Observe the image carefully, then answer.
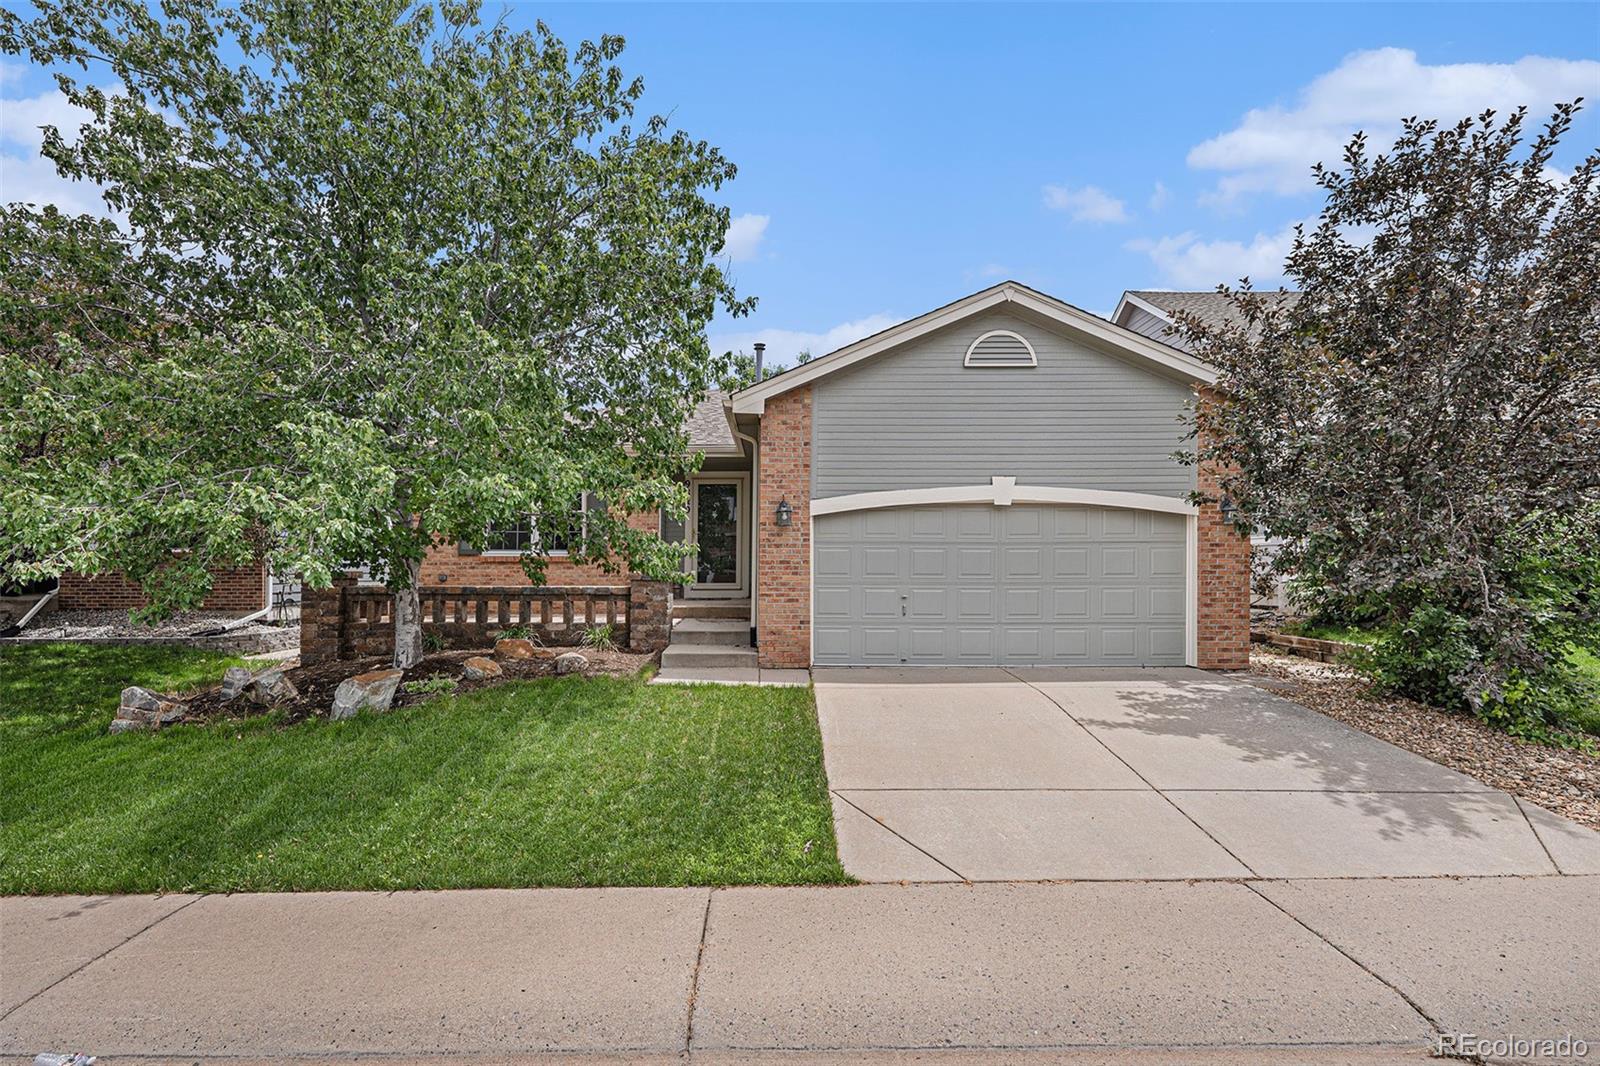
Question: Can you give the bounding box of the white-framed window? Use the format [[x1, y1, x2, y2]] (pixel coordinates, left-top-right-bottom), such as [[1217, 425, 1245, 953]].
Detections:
[[484, 494, 590, 556], [964, 329, 1037, 367]]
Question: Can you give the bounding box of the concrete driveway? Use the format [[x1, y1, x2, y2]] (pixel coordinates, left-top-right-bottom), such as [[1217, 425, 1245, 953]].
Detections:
[[814, 667, 1600, 882]]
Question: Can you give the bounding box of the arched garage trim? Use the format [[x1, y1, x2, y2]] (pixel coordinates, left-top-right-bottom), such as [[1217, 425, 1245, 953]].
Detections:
[[809, 479, 1199, 667], [809, 478, 1197, 518]]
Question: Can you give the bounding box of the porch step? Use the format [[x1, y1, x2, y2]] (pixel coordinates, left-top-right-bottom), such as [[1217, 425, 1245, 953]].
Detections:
[[671, 618, 752, 647], [672, 598, 751, 621], [660, 644, 759, 670]]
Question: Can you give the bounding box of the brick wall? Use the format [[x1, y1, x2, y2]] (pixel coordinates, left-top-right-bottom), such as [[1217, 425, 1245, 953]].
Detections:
[[1195, 388, 1251, 670], [755, 385, 812, 668], [420, 510, 661, 587], [57, 560, 268, 614]]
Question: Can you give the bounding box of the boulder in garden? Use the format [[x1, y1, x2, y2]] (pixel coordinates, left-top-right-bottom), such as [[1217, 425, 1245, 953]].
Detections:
[[462, 656, 502, 681], [220, 666, 253, 701], [495, 638, 536, 660], [331, 668, 404, 720], [113, 685, 189, 732], [247, 668, 299, 705], [554, 651, 588, 676]]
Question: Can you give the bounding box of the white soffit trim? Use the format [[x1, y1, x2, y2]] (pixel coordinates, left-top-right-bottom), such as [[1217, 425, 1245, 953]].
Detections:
[[731, 281, 1217, 415], [1111, 291, 1178, 328], [810, 482, 1197, 518]]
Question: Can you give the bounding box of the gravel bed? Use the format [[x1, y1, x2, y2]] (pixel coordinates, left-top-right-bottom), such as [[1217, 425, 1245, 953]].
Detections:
[[1249, 649, 1600, 830], [23, 609, 286, 641]]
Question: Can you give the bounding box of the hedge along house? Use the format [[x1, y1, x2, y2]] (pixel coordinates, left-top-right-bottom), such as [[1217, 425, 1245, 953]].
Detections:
[[357, 279, 1251, 671]]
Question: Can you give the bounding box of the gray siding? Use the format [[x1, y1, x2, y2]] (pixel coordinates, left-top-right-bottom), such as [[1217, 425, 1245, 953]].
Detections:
[[812, 310, 1195, 499], [1120, 305, 1184, 347]]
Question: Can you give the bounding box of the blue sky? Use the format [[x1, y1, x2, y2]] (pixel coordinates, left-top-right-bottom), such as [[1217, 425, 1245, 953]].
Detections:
[[3, 2, 1597, 368]]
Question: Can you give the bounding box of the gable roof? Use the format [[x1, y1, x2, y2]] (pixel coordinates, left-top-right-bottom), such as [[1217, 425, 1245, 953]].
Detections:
[[730, 280, 1218, 415], [1113, 289, 1301, 350]]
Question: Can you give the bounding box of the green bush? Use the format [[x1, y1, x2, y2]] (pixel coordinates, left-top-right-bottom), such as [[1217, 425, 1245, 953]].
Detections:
[[580, 623, 617, 652], [1336, 513, 1600, 744]]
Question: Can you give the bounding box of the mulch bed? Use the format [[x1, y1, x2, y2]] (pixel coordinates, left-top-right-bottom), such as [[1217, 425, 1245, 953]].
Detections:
[[181, 645, 657, 726], [1249, 649, 1600, 830]]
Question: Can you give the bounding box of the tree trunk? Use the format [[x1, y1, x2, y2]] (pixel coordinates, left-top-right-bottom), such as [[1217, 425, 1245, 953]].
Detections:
[[392, 558, 423, 669]]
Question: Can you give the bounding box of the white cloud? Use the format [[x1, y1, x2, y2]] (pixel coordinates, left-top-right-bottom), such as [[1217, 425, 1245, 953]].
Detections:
[[722, 212, 769, 262], [1148, 181, 1170, 212], [1189, 48, 1600, 204], [710, 312, 902, 371], [0, 84, 111, 214], [1042, 183, 1129, 223], [1126, 221, 1302, 289]]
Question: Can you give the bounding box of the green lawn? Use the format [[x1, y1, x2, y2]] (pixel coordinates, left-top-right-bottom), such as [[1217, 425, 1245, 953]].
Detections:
[[0, 643, 846, 894]]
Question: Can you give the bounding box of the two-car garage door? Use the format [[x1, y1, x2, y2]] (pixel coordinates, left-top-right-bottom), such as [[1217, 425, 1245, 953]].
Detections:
[[812, 503, 1188, 666]]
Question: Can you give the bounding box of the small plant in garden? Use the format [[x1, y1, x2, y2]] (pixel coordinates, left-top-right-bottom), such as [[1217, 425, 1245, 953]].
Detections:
[[499, 624, 533, 641], [580, 624, 617, 652], [402, 675, 458, 699], [421, 630, 447, 654]]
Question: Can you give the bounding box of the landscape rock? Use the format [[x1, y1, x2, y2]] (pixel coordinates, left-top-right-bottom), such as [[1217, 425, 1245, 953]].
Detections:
[[220, 666, 254, 701], [495, 638, 537, 660], [331, 668, 404, 721], [117, 685, 188, 724], [108, 718, 147, 734], [462, 656, 502, 682], [247, 668, 299, 705], [554, 651, 588, 676]]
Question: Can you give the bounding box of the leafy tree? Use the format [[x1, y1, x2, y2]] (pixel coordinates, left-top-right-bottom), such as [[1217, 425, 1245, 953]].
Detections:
[[1180, 104, 1600, 729], [1, 0, 750, 665]]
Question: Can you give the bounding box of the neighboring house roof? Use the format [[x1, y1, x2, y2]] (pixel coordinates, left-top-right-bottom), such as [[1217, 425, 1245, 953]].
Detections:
[[687, 390, 741, 455], [1112, 290, 1301, 352], [730, 280, 1217, 415]]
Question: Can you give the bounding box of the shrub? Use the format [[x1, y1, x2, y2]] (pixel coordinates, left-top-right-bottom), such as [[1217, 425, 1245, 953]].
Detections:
[[421, 630, 447, 653], [580, 623, 617, 652], [498, 624, 533, 641], [402, 675, 458, 698]]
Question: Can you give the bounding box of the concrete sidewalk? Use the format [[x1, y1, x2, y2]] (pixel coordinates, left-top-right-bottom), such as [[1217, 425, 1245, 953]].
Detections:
[[4, 877, 1596, 1064]]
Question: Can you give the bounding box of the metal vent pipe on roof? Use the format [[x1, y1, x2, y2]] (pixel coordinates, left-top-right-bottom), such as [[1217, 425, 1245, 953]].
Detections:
[[753, 341, 765, 381]]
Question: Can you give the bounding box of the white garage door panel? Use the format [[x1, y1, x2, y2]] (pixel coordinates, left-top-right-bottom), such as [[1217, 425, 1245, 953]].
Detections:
[[813, 504, 1187, 666]]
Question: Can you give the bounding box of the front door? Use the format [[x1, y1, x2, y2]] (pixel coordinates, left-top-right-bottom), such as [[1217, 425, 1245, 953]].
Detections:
[[689, 475, 748, 597]]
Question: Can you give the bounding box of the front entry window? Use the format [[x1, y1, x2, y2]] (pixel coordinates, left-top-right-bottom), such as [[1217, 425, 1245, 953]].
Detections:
[[695, 481, 740, 586]]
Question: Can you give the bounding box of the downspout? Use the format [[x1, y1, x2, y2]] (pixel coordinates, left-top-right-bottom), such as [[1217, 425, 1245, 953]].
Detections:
[[1, 586, 58, 638], [194, 560, 275, 636], [734, 426, 760, 649]]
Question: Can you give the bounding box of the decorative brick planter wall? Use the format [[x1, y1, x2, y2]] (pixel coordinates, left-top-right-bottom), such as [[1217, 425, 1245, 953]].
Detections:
[[58, 560, 268, 614], [756, 385, 812, 668], [299, 574, 669, 665]]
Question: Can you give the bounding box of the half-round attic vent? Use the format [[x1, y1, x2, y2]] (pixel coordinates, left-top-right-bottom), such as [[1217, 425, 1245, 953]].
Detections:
[[964, 329, 1037, 368]]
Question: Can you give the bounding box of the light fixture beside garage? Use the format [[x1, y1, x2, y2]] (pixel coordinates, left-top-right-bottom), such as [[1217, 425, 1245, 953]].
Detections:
[[775, 498, 793, 527]]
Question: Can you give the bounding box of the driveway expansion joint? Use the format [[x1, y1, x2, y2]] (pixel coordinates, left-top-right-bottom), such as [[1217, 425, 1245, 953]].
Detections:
[[1002, 667, 1263, 879], [1243, 880, 1446, 1040], [0, 892, 205, 1024], [830, 789, 969, 881], [682, 887, 715, 1054]]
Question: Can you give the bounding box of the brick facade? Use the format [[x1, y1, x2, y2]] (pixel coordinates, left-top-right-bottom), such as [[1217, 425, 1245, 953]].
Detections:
[[57, 560, 268, 614], [1194, 389, 1252, 670], [755, 385, 812, 668], [419, 510, 661, 587]]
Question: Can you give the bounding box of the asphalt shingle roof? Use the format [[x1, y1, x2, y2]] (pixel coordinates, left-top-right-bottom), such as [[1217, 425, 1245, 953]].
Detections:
[[686, 390, 737, 452], [1129, 290, 1300, 332]]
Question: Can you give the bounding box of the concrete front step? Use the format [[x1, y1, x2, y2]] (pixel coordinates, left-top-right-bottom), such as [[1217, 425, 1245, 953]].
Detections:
[[671, 618, 753, 647], [660, 644, 759, 670], [671, 598, 751, 621]]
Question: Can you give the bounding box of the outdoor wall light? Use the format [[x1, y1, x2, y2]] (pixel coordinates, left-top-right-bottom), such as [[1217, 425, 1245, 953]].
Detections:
[[775, 499, 793, 527], [1219, 496, 1241, 527]]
